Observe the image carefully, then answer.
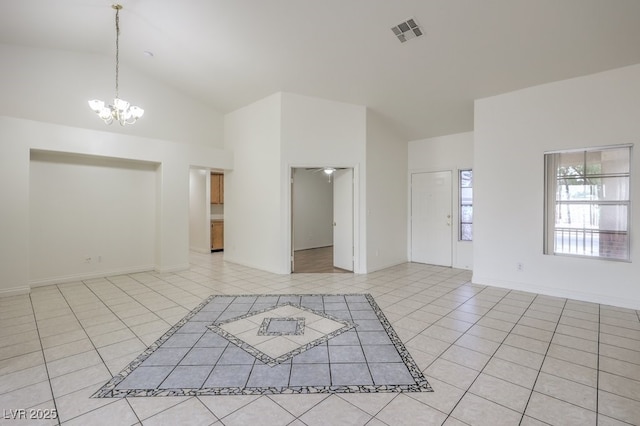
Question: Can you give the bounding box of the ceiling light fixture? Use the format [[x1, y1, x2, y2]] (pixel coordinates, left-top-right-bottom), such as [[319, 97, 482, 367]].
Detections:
[[88, 4, 144, 126], [323, 168, 336, 175]]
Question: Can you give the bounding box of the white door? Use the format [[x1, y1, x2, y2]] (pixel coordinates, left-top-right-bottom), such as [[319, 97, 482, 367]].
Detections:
[[333, 168, 354, 271], [411, 171, 452, 266]]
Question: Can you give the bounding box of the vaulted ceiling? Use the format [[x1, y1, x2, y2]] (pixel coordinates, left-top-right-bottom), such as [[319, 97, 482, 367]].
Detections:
[[2, 0, 640, 140]]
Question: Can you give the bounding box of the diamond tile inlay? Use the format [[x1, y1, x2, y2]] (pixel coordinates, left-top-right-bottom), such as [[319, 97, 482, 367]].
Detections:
[[93, 293, 432, 397], [210, 303, 354, 365]]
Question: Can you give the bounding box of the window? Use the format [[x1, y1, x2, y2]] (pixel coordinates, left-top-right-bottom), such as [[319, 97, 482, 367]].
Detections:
[[460, 169, 473, 241], [544, 146, 631, 260]]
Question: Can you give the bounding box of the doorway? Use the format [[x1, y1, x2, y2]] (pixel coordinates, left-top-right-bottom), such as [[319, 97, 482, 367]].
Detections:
[[410, 171, 453, 266], [291, 167, 354, 273]]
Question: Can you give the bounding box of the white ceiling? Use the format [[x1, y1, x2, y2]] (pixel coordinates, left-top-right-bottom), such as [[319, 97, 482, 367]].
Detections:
[[2, 0, 640, 141]]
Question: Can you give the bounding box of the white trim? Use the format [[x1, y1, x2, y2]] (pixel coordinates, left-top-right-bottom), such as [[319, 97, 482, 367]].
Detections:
[[29, 265, 157, 288], [472, 274, 640, 311], [544, 143, 633, 155], [0, 286, 31, 298]]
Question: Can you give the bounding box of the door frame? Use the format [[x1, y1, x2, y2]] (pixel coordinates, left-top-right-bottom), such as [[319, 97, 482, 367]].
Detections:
[[287, 164, 360, 274]]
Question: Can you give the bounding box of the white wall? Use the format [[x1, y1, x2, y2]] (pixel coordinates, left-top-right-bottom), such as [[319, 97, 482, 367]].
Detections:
[[0, 116, 232, 297], [408, 131, 474, 270], [474, 64, 640, 309], [224, 92, 367, 274], [223, 93, 283, 273], [366, 111, 409, 272], [281, 92, 367, 273], [292, 168, 333, 251], [189, 168, 210, 253], [0, 44, 224, 148], [30, 152, 157, 284]]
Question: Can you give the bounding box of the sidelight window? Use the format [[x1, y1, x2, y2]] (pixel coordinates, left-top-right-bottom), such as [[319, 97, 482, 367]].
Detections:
[[460, 169, 473, 241]]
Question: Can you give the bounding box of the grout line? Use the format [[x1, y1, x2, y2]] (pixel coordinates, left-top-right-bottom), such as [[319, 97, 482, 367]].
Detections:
[[28, 292, 62, 426], [436, 288, 539, 424], [519, 297, 570, 423]]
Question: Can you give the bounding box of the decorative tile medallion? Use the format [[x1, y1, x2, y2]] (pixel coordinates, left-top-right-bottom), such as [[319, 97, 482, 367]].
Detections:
[[93, 294, 433, 397], [210, 303, 354, 365], [258, 317, 306, 336]]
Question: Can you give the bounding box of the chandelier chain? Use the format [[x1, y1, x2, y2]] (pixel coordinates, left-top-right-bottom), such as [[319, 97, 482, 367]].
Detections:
[[114, 6, 120, 98]]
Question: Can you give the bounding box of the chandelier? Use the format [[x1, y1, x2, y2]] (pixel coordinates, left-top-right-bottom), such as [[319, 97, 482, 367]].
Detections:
[[88, 4, 144, 126]]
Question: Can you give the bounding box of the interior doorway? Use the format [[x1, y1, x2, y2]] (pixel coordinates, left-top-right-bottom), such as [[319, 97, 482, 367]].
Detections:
[[291, 167, 354, 273]]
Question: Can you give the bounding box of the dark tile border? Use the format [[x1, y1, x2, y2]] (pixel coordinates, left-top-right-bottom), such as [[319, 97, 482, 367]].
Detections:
[[93, 293, 432, 397]]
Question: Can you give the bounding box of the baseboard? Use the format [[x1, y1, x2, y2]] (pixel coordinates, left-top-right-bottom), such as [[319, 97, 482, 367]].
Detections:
[[29, 265, 156, 288], [222, 255, 285, 274], [472, 274, 640, 311], [190, 246, 212, 254], [365, 258, 408, 273], [155, 263, 190, 274], [0, 286, 31, 298]]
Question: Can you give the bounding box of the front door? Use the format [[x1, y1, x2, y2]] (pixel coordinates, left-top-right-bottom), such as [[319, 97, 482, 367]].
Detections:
[[411, 171, 452, 266]]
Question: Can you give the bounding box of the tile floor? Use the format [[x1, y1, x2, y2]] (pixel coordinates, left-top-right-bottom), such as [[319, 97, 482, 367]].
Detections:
[[1, 252, 639, 425]]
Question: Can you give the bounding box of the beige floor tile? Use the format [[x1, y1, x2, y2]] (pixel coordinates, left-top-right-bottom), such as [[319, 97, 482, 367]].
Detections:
[[493, 344, 544, 370], [97, 338, 146, 362], [598, 343, 640, 366], [451, 393, 522, 426], [43, 339, 94, 363], [0, 381, 53, 412], [525, 392, 596, 426], [598, 390, 640, 425], [0, 351, 44, 376], [122, 312, 161, 327], [482, 357, 539, 389], [197, 395, 260, 419], [424, 358, 479, 390], [222, 396, 296, 426], [126, 396, 200, 421], [375, 393, 447, 426], [0, 364, 48, 394], [130, 320, 171, 338], [40, 329, 88, 350], [46, 350, 103, 379], [0, 330, 40, 350], [598, 371, 640, 402], [469, 373, 532, 413], [336, 393, 396, 417], [50, 363, 111, 398], [408, 377, 464, 414], [54, 383, 119, 423], [142, 397, 217, 426], [540, 356, 597, 387], [0, 340, 42, 362], [62, 398, 138, 426], [534, 372, 596, 411], [91, 328, 137, 349], [441, 345, 490, 371]]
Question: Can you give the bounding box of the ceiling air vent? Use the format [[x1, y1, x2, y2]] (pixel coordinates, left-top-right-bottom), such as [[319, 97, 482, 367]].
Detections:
[[391, 18, 423, 43]]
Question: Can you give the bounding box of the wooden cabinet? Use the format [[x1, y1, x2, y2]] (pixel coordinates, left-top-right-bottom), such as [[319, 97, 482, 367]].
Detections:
[[211, 220, 224, 251], [210, 173, 224, 204]]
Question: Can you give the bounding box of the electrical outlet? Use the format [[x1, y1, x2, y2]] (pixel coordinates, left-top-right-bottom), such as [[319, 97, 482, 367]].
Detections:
[[84, 257, 92, 264], [517, 262, 524, 271]]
